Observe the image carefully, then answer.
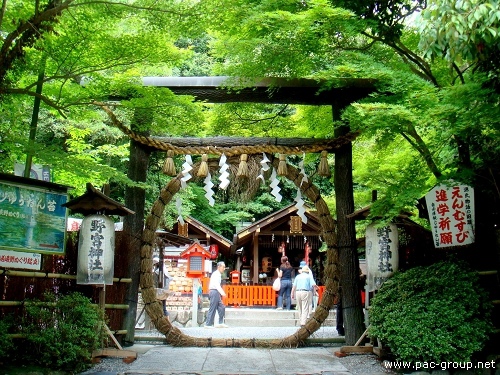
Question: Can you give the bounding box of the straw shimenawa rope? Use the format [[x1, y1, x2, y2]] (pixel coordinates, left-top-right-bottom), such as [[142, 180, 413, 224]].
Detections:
[[197, 154, 209, 177], [94, 101, 343, 348], [162, 150, 176, 176], [139, 161, 341, 348]]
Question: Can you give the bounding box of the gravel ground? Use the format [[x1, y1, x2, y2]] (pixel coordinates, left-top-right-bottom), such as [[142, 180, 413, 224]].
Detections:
[[80, 350, 396, 375], [338, 353, 397, 374], [79, 327, 397, 375]]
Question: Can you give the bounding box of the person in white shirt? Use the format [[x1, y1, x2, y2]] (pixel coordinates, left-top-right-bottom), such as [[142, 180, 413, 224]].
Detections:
[[205, 261, 228, 328], [153, 257, 172, 317], [292, 265, 317, 326], [162, 261, 172, 290]]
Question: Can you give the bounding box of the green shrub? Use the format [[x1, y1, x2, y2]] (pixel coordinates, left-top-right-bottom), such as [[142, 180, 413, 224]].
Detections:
[[369, 260, 493, 364], [20, 291, 106, 373], [0, 317, 15, 359]]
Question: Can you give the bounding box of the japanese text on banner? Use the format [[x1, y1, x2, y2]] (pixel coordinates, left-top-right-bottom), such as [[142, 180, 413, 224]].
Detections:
[[425, 183, 475, 248]]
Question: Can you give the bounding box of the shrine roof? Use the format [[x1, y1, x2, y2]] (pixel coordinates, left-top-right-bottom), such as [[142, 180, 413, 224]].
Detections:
[[62, 183, 135, 216], [234, 204, 321, 242], [172, 216, 233, 249]]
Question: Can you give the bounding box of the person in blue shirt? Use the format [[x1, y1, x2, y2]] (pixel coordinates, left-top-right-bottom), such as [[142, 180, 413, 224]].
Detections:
[[291, 265, 316, 327], [299, 260, 318, 314]]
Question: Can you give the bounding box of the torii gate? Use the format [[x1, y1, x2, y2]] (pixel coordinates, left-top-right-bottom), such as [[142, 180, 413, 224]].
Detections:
[[105, 77, 376, 347]]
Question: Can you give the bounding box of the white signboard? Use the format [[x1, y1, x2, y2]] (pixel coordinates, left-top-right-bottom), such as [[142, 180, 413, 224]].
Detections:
[[425, 183, 475, 248], [67, 217, 82, 232], [366, 223, 399, 292], [0, 250, 42, 270]]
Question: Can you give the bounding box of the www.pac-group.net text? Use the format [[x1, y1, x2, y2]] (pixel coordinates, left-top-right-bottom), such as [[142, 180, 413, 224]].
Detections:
[[384, 360, 497, 371]]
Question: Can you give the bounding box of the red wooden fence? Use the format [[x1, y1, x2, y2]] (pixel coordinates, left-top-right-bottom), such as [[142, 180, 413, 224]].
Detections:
[[213, 285, 327, 307]]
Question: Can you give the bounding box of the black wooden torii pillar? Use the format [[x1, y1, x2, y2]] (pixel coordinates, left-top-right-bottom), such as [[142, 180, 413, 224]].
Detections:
[[122, 76, 376, 345]]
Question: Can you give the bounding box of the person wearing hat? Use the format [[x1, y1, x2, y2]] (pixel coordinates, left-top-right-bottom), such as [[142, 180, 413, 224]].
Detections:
[[205, 261, 229, 328], [299, 260, 318, 313], [292, 265, 316, 327], [152, 257, 171, 317]]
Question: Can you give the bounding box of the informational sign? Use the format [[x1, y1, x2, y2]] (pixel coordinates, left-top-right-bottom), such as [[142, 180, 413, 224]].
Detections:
[[425, 183, 475, 248], [290, 215, 303, 233], [77, 214, 115, 285], [366, 223, 399, 292], [178, 222, 189, 237], [0, 250, 42, 270], [0, 179, 68, 255]]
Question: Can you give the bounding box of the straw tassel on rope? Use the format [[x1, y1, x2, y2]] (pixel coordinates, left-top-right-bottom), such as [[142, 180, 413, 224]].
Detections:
[[236, 154, 249, 178], [318, 151, 331, 177], [197, 154, 209, 177], [162, 150, 177, 176], [277, 154, 287, 176]]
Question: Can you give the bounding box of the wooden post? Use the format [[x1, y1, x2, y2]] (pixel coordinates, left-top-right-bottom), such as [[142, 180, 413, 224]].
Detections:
[[192, 278, 199, 327], [253, 232, 259, 283]]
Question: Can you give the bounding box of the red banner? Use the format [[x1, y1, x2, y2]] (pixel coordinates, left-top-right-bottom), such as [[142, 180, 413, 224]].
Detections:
[[209, 244, 219, 259]]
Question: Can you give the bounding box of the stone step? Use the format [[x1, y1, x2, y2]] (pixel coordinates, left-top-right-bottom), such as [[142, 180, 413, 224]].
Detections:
[[224, 317, 337, 327], [221, 308, 337, 327]]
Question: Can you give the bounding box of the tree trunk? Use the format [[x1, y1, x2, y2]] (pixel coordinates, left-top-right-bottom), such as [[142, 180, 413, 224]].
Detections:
[[333, 109, 365, 346], [122, 107, 152, 345]]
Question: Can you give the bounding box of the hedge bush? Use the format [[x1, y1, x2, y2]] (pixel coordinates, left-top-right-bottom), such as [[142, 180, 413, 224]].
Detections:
[[368, 260, 493, 364], [18, 291, 106, 373], [0, 317, 15, 360]]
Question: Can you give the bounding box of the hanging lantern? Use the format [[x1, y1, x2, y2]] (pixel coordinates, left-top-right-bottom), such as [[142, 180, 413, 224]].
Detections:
[[209, 244, 219, 260], [304, 241, 312, 264], [278, 241, 286, 256], [261, 256, 272, 272], [77, 214, 115, 285]]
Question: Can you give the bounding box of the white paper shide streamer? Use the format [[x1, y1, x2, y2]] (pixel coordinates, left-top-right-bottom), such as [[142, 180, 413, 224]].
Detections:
[[294, 188, 307, 224], [180, 155, 193, 189], [176, 196, 185, 225], [270, 168, 282, 202], [299, 152, 308, 187], [257, 152, 270, 183], [218, 153, 230, 190], [204, 172, 215, 206]]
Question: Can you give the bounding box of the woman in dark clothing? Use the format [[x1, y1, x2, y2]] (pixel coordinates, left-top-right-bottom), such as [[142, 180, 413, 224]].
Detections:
[[276, 256, 294, 310]]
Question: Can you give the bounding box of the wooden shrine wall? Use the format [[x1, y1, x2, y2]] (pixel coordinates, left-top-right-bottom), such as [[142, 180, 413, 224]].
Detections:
[[0, 232, 129, 334]]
